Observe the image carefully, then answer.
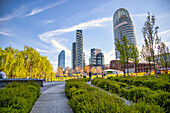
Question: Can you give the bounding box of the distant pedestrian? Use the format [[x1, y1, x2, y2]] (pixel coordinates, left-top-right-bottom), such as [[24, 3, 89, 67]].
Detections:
[[0, 69, 6, 79], [89, 71, 92, 80], [116, 72, 118, 77]]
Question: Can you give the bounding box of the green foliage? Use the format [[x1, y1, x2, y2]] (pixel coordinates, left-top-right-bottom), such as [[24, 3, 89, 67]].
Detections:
[[66, 79, 164, 113], [66, 78, 90, 82], [0, 46, 54, 79], [92, 75, 170, 112], [0, 82, 40, 113]]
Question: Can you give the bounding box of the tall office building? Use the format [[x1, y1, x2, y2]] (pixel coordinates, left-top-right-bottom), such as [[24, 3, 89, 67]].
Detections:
[[90, 48, 101, 65], [90, 48, 104, 65], [113, 8, 137, 59], [96, 53, 104, 65], [58, 50, 65, 69], [83, 52, 86, 67], [72, 42, 76, 69], [76, 30, 83, 69]]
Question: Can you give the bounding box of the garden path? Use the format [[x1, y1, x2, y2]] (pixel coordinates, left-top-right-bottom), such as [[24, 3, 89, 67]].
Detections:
[[31, 82, 73, 113]]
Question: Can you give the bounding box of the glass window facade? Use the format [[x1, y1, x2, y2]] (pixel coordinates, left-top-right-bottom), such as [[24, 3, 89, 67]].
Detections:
[[113, 8, 137, 59], [58, 50, 65, 69]]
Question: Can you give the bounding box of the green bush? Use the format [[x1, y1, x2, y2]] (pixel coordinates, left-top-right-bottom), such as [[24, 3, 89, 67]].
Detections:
[[0, 82, 40, 113], [66, 79, 164, 113], [92, 77, 170, 113]]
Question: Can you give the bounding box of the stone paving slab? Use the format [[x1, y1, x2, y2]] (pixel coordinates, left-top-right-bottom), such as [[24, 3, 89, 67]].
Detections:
[[31, 83, 73, 113]]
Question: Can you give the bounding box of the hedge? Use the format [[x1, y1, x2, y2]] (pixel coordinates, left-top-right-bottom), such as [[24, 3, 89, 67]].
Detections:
[[108, 74, 170, 92], [0, 82, 40, 113], [92, 78, 170, 113], [65, 79, 164, 113]]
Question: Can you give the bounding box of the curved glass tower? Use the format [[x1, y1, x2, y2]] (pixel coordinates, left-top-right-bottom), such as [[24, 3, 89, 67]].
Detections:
[[58, 50, 65, 69], [113, 8, 137, 59]]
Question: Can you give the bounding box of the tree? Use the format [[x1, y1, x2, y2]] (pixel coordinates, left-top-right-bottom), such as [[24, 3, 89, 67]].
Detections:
[[91, 67, 96, 74], [84, 65, 91, 75], [115, 35, 132, 76], [141, 45, 152, 74], [131, 44, 139, 74], [158, 42, 170, 72], [142, 12, 160, 77], [75, 66, 80, 74], [96, 66, 102, 74], [115, 37, 126, 76], [0, 45, 54, 79]]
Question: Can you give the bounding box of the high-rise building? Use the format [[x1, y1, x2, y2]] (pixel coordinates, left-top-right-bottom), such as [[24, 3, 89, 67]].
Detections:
[[76, 30, 83, 69], [96, 53, 104, 65], [72, 42, 76, 69], [83, 52, 86, 67], [90, 48, 104, 65], [113, 8, 137, 59], [58, 50, 65, 69], [90, 48, 101, 65]]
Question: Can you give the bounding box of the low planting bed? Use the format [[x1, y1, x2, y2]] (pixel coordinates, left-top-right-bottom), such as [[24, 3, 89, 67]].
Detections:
[[108, 74, 170, 92], [0, 82, 40, 113], [65, 78, 164, 113], [92, 77, 170, 113]]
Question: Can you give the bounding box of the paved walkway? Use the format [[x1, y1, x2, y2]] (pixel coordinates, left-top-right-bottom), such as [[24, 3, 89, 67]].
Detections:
[[31, 82, 73, 113]]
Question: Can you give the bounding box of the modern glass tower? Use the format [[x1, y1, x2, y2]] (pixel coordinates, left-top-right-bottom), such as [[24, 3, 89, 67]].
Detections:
[[76, 30, 83, 69], [72, 42, 76, 69], [113, 8, 137, 59], [58, 50, 65, 69]]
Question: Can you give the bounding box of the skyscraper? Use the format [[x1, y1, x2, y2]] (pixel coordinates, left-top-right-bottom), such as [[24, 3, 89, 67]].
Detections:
[[113, 8, 137, 59], [90, 48, 104, 65], [76, 30, 83, 69], [58, 50, 65, 69], [96, 53, 104, 65], [72, 42, 76, 69], [90, 48, 101, 65]]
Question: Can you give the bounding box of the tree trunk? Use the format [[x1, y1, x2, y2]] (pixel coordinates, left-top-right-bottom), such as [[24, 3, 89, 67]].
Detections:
[[127, 58, 129, 76]]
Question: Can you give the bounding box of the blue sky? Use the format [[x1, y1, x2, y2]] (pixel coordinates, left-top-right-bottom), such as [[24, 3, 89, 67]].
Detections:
[[0, 0, 170, 70]]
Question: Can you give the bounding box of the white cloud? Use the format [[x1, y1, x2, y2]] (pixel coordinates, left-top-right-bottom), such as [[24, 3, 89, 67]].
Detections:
[[0, 6, 25, 22], [39, 17, 112, 39], [0, 31, 16, 37], [50, 39, 71, 55], [36, 48, 48, 52], [43, 19, 54, 25], [159, 29, 170, 36], [103, 50, 115, 65], [164, 41, 170, 46], [131, 13, 147, 17], [25, 0, 67, 17]]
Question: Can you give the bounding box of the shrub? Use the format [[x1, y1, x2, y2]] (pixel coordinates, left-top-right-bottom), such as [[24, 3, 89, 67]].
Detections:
[[0, 82, 40, 113], [66, 79, 164, 113]]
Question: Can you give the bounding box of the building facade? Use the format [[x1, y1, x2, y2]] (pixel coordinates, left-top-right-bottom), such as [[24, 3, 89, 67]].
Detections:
[[96, 53, 104, 65], [72, 42, 76, 69], [58, 50, 65, 69], [113, 8, 137, 59], [90, 48, 102, 65], [110, 59, 155, 73], [76, 30, 83, 69]]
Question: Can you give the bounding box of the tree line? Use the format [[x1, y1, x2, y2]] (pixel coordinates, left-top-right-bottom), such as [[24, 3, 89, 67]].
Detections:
[[115, 12, 170, 76], [0, 46, 54, 79]]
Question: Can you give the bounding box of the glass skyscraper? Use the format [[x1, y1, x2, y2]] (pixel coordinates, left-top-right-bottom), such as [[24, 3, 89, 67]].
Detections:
[[58, 50, 65, 69], [76, 30, 83, 69], [72, 42, 76, 69], [113, 8, 137, 59]]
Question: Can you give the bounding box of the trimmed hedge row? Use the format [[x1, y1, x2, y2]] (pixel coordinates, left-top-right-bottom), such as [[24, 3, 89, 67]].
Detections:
[[0, 82, 40, 113], [92, 78, 170, 113], [66, 78, 90, 82], [65, 78, 164, 113], [108, 74, 170, 92]]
